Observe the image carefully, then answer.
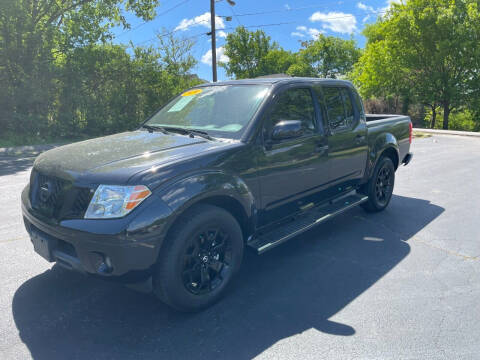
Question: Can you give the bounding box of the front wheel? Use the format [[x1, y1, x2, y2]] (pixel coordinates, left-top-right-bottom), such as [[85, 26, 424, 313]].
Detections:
[[361, 156, 395, 212], [153, 204, 244, 312]]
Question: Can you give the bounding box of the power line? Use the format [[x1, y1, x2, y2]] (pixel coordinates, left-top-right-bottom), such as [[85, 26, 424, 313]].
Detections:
[[234, 7, 387, 19], [116, 0, 192, 38], [131, 16, 227, 46], [130, 8, 388, 47], [133, 21, 298, 47], [220, 0, 243, 27], [231, 2, 347, 17], [224, 21, 297, 31], [133, 29, 206, 47]]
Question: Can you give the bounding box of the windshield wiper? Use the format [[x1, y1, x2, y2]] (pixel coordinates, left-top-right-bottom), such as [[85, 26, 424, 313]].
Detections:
[[141, 124, 169, 134], [161, 126, 214, 141]]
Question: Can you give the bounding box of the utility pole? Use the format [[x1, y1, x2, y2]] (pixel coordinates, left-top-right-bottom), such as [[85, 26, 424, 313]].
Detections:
[[209, 0, 235, 82], [210, 0, 217, 82]]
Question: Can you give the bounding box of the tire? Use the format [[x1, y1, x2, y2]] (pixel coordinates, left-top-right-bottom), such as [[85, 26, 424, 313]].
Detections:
[[153, 204, 244, 312], [361, 156, 395, 213]]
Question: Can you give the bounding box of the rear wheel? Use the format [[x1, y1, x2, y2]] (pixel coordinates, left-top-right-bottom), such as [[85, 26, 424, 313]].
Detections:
[[154, 204, 244, 312], [361, 156, 395, 212]]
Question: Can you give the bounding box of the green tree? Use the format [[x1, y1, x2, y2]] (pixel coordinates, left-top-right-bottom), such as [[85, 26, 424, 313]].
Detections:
[[351, 22, 415, 118], [288, 34, 361, 78], [0, 0, 160, 135], [352, 0, 480, 129], [259, 49, 297, 76], [221, 26, 279, 79], [55, 35, 202, 137]]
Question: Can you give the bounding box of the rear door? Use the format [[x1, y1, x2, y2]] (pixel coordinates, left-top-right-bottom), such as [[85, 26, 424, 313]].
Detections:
[[256, 85, 329, 226], [316, 85, 368, 189]]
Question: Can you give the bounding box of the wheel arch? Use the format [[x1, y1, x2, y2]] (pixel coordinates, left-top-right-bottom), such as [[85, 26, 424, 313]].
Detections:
[[156, 171, 256, 254], [158, 195, 252, 262], [380, 146, 399, 170], [365, 132, 400, 181], [195, 195, 252, 240]]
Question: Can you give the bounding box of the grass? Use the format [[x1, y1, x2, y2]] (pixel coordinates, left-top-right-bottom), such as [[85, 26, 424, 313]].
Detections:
[[413, 131, 432, 138]]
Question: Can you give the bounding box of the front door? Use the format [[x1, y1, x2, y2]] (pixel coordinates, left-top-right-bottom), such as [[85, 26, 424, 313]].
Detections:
[[256, 86, 329, 226]]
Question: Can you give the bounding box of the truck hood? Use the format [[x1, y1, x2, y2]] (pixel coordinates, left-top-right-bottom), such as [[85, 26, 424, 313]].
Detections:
[[33, 131, 235, 183]]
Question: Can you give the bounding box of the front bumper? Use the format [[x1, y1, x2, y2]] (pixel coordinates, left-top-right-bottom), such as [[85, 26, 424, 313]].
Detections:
[[21, 186, 173, 281]]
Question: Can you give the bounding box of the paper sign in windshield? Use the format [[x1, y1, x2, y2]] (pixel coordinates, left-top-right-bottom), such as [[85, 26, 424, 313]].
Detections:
[[167, 96, 194, 112]]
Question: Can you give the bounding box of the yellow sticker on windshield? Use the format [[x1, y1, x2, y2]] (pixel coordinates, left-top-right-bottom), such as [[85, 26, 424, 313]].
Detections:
[[181, 89, 202, 97]]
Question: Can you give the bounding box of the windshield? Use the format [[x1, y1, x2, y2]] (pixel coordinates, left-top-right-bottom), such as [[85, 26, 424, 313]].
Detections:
[[145, 85, 270, 138]]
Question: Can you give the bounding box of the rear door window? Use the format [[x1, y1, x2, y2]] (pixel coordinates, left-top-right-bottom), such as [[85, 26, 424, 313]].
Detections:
[[323, 87, 356, 133], [353, 90, 365, 118], [341, 88, 355, 128]]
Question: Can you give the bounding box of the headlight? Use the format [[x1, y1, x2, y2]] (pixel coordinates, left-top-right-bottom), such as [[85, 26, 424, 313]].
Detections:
[[85, 185, 152, 219]]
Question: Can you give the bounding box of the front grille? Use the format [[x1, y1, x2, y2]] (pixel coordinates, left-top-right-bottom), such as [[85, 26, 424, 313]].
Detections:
[[65, 187, 94, 219], [30, 170, 68, 211], [30, 169, 93, 220]]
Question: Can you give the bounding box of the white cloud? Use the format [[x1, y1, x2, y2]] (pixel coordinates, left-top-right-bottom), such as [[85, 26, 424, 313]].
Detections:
[[201, 47, 229, 65], [387, 0, 400, 6], [362, 15, 371, 23], [383, 0, 401, 11], [175, 12, 225, 32], [357, 0, 399, 23], [292, 25, 323, 39], [291, 31, 305, 38], [307, 28, 323, 39], [218, 30, 228, 38], [358, 2, 375, 23], [309, 11, 357, 34], [357, 2, 375, 12]]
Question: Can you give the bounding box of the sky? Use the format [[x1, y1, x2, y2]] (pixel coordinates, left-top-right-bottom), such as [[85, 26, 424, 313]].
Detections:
[[112, 0, 395, 82]]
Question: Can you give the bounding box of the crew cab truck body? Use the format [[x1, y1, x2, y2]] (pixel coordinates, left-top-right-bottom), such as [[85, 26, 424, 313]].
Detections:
[[21, 78, 413, 311]]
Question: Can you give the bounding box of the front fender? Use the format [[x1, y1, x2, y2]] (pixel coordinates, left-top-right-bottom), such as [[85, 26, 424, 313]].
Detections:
[[157, 170, 256, 222]]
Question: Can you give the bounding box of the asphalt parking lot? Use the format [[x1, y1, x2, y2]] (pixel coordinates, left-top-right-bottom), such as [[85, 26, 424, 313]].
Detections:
[[0, 135, 479, 360]]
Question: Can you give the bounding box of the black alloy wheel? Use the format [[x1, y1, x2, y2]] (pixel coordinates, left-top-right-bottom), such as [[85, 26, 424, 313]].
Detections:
[[154, 204, 244, 312], [361, 156, 396, 212], [182, 228, 232, 295], [375, 165, 394, 206]]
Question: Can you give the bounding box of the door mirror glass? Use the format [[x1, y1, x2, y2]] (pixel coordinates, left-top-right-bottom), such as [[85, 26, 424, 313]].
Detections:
[[271, 120, 303, 140]]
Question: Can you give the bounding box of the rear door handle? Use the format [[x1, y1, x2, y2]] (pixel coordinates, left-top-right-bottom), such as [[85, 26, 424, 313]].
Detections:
[[355, 135, 366, 144], [316, 145, 329, 152]]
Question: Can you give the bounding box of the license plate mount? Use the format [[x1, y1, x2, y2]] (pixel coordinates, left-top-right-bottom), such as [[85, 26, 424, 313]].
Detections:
[[31, 229, 56, 262]]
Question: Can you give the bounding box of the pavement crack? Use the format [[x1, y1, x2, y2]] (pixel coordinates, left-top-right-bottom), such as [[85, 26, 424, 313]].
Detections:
[[411, 237, 478, 261]]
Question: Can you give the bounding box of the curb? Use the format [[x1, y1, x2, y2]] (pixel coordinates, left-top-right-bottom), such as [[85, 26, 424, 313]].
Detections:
[[0, 144, 59, 157], [413, 128, 480, 138]]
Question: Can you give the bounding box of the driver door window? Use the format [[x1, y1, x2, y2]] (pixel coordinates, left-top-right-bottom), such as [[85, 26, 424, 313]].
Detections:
[[264, 88, 315, 139]]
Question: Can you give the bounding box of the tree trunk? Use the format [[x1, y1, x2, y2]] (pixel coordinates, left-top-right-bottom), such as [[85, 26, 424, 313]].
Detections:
[[430, 107, 436, 128], [442, 103, 450, 130], [401, 94, 410, 115]]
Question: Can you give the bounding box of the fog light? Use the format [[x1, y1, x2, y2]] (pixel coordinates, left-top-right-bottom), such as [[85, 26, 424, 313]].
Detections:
[[91, 252, 113, 274], [97, 261, 112, 274]]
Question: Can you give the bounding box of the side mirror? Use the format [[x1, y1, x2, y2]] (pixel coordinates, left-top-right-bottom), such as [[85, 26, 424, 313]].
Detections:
[[271, 120, 303, 141]]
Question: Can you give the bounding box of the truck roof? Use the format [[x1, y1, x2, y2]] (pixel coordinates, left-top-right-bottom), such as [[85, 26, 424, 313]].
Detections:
[[197, 77, 355, 87]]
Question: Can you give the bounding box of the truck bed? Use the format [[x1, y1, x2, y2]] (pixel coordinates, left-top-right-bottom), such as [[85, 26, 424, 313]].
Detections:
[[365, 113, 412, 168], [366, 114, 410, 123]]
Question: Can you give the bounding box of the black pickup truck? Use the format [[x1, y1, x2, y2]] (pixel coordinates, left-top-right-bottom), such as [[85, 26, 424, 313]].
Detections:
[[22, 78, 413, 311]]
